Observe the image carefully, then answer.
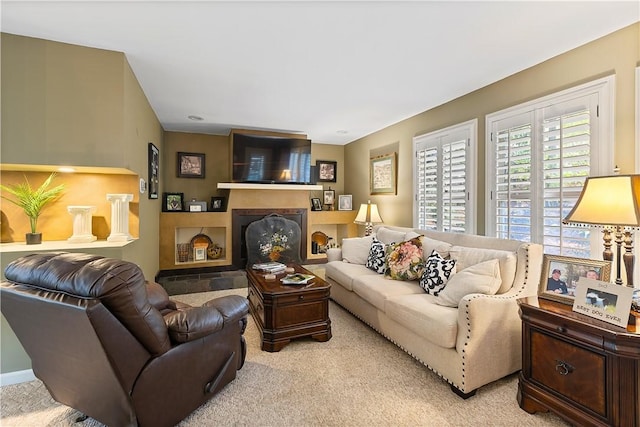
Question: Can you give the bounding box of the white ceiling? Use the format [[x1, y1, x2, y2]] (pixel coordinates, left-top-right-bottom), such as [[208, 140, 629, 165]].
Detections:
[[2, 1, 638, 145]]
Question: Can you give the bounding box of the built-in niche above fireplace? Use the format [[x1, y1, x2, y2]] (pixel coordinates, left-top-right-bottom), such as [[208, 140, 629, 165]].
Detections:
[[231, 208, 308, 269]]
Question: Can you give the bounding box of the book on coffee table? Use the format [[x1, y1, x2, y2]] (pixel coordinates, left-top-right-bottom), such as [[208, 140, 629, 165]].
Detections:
[[281, 273, 315, 285], [252, 262, 287, 274]]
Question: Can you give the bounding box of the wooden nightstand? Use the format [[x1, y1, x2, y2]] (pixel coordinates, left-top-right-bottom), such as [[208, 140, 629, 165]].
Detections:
[[518, 297, 640, 427]]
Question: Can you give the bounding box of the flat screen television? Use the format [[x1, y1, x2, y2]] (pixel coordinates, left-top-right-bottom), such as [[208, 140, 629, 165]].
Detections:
[[232, 133, 312, 184]]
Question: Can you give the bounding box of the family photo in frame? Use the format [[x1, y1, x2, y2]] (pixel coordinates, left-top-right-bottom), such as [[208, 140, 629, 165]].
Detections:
[[162, 192, 184, 212], [538, 254, 611, 305]]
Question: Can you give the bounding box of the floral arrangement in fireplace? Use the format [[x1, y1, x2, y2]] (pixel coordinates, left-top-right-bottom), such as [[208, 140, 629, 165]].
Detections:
[[259, 229, 293, 261]]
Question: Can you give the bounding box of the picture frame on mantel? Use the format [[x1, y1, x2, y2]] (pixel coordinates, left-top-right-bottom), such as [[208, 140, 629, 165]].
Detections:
[[370, 152, 397, 195], [311, 198, 322, 211], [162, 192, 184, 212], [177, 152, 205, 178]]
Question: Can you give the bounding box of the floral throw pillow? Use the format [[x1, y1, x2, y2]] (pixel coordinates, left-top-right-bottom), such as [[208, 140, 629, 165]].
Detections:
[[419, 250, 457, 295], [366, 238, 388, 274], [385, 237, 424, 281]]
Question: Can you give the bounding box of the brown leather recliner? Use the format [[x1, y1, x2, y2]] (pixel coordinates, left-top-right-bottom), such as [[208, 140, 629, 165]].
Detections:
[[0, 252, 249, 427]]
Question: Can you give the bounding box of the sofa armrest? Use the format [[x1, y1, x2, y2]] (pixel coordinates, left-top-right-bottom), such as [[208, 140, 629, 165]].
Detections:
[[165, 306, 224, 344], [454, 291, 524, 392]]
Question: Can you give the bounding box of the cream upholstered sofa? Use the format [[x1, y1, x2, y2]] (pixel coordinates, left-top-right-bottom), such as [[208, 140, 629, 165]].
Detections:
[[324, 225, 543, 398]]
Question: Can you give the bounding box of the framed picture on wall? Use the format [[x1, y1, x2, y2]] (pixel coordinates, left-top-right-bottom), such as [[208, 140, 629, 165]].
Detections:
[[370, 152, 397, 195], [316, 160, 337, 183], [148, 143, 159, 199], [177, 152, 205, 178]]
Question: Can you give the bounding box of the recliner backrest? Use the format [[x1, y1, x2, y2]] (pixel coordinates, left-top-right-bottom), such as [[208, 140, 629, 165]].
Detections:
[[4, 252, 171, 356]]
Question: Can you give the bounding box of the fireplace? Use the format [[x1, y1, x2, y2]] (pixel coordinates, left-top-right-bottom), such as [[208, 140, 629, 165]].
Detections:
[[232, 209, 307, 269]]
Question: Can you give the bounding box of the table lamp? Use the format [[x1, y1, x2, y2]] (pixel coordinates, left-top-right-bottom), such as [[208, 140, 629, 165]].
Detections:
[[354, 200, 383, 236], [563, 174, 640, 287]]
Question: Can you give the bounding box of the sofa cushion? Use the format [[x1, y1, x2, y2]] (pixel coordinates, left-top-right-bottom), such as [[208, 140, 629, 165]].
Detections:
[[341, 236, 374, 265], [419, 250, 456, 296], [385, 237, 424, 281], [420, 236, 453, 259], [436, 259, 502, 307], [351, 275, 423, 312], [449, 246, 516, 294], [366, 237, 388, 274], [385, 293, 458, 348], [326, 261, 378, 292], [375, 227, 406, 245]]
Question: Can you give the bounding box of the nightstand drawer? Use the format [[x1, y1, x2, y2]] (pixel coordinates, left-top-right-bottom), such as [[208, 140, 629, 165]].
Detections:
[[530, 329, 606, 416]]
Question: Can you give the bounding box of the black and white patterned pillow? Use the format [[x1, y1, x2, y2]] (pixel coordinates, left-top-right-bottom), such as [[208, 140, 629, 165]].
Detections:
[[366, 238, 388, 274], [419, 250, 456, 295]]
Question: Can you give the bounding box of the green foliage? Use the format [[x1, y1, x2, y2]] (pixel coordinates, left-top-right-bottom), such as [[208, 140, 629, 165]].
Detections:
[[0, 173, 65, 233]]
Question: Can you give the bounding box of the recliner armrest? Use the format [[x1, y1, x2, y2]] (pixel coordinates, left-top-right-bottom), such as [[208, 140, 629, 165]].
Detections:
[[165, 306, 224, 344], [203, 295, 249, 324]]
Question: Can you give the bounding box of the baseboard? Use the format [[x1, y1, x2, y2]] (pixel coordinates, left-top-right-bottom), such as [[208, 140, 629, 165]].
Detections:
[[1, 369, 35, 386]]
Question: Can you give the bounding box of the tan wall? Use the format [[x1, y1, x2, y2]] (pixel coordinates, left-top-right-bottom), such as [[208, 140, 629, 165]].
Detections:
[[345, 23, 640, 233], [163, 131, 231, 203], [0, 33, 163, 278], [1, 33, 126, 168]]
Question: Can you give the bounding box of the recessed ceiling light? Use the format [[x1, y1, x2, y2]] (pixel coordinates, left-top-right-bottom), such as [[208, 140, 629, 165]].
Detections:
[[188, 115, 204, 121]]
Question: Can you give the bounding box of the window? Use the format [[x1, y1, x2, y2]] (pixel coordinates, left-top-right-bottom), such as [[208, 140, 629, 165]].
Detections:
[[413, 120, 477, 233], [486, 76, 614, 257]]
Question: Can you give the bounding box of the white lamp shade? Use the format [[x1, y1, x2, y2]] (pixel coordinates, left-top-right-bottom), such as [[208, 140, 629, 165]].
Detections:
[[354, 201, 383, 224], [563, 175, 640, 227]]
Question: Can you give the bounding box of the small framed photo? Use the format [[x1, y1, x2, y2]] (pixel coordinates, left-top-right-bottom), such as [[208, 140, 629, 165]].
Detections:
[[162, 192, 184, 212], [317, 160, 337, 183], [210, 196, 227, 212], [193, 244, 208, 262], [538, 254, 611, 305], [572, 277, 635, 328], [323, 189, 335, 208], [338, 194, 353, 211], [311, 198, 322, 211], [177, 152, 205, 178]]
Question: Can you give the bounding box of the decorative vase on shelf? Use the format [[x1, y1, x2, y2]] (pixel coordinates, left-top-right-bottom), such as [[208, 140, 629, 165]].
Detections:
[[25, 232, 42, 245]]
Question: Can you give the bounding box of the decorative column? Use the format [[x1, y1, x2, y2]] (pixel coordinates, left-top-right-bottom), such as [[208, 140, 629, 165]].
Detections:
[[107, 193, 133, 242], [67, 206, 97, 243]]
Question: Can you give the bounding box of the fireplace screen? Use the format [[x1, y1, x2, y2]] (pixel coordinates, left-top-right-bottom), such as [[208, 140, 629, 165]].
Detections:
[[245, 214, 302, 267]]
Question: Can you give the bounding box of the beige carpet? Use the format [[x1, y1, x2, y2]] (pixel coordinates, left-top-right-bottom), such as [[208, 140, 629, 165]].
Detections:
[[0, 287, 569, 426]]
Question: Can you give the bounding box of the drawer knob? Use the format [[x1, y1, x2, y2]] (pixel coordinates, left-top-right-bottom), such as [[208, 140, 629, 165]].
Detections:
[[556, 325, 566, 333], [555, 360, 574, 376], [299, 295, 304, 300]]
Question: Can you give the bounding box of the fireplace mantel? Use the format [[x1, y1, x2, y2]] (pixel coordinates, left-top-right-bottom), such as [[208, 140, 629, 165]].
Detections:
[[217, 183, 323, 191]]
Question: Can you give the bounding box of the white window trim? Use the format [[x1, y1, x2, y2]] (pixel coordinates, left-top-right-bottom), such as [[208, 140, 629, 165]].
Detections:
[[413, 119, 477, 234], [485, 75, 615, 238]]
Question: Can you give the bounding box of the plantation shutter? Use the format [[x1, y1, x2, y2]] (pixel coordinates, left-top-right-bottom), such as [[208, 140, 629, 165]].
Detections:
[[414, 121, 475, 233], [489, 90, 601, 258], [494, 113, 534, 242], [541, 100, 593, 257]]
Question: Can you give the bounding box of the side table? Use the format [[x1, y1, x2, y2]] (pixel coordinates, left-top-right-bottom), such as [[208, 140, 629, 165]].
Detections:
[[518, 296, 639, 426]]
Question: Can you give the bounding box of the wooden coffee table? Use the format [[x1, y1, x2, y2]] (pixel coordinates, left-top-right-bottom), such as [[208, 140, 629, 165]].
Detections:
[[246, 264, 331, 352]]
